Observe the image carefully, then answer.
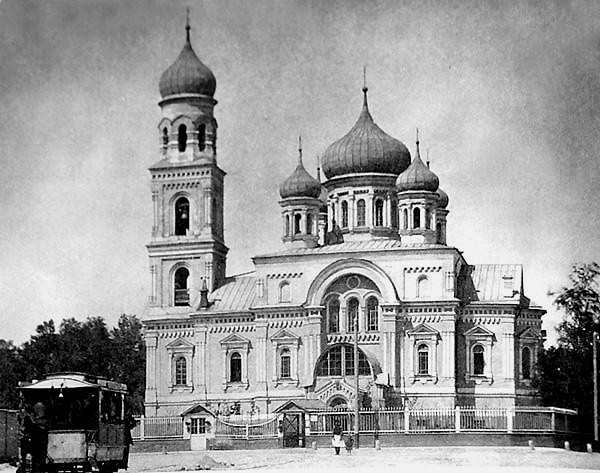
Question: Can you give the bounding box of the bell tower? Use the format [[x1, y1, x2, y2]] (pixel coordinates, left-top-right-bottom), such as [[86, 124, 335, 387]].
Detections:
[[146, 17, 227, 312]]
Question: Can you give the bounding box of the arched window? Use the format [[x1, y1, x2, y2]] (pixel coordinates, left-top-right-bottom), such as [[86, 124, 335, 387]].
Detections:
[[174, 267, 190, 306], [341, 201, 348, 228], [356, 199, 366, 227], [473, 345, 485, 375], [294, 214, 301, 234], [374, 199, 384, 226], [417, 276, 430, 298], [175, 197, 190, 236], [316, 345, 371, 377], [366, 297, 378, 331], [198, 123, 206, 151], [327, 297, 340, 333], [347, 298, 359, 332], [522, 346, 531, 380], [175, 356, 187, 385], [178, 124, 187, 152], [285, 215, 290, 236], [306, 213, 313, 235], [229, 352, 242, 382], [403, 208, 408, 229], [391, 200, 398, 228], [162, 127, 169, 149], [413, 207, 421, 229], [417, 344, 429, 375], [279, 281, 291, 303], [425, 208, 431, 229], [280, 349, 291, 378]]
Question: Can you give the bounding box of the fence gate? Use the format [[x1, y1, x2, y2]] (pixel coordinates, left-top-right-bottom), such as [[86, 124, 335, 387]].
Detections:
[[282, 413, 303, 448]]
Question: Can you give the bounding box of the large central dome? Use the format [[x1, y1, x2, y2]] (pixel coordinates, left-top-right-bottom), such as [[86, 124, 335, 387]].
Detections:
[[321, 88, 411, 179]]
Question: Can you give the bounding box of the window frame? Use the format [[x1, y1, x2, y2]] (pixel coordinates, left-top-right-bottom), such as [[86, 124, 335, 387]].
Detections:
[[356, 199, 366, 227]]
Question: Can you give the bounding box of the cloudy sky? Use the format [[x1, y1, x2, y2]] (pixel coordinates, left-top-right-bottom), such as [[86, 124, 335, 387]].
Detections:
[[1, 0, 599, 345]]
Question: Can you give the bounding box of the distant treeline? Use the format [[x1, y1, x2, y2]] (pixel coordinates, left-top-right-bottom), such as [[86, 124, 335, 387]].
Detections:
[[0, 314, 145, 415]]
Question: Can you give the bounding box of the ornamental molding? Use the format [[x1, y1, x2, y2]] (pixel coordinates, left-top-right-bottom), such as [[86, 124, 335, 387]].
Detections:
[[220, 333, 251, 348], [162, 182, 201, 190], [268, 319, 304, 329], [327, 333, 380, 345], [209, 325, 255, 334], [159, 330, 195, 338], [266, 272, 303, 279], [270, 328, 300, 343], [404, 266, 443, 273], [458, 316, 502, 325], [408, 315, 443, 324]]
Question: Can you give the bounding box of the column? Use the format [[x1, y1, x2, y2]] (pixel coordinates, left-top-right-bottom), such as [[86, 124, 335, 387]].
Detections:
[[195, 329, 207, 392], [367, 192, 374, 228], [389, 331, 396, 386], [145, 334, 158, 395], [384, 194, 390, 227], [204, 189, 212, 226], [348, 194, 355, 230], [150, 264, 157, 305], [152, 191, 159, 236]]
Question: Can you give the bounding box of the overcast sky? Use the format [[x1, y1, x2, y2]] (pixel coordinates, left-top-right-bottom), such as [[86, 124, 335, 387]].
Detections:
[[1, 0, 599, 346]]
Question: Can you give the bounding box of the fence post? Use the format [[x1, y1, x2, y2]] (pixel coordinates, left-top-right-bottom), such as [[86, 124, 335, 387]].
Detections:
[[507, 408, 513, 433], [245, 423, 250, 440], [404, 406, 410, 433], [455, 406, 460, 433], [551, 410, 556, 432], [140, 415, 145, 440]]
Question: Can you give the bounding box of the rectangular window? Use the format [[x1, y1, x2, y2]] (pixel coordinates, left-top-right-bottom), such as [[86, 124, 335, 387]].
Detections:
[[280, 354, 291, 378], [445, 272, 454, 291], [329, 348, 342, 376], [367, 310, 378, 332], [418, 351, 428, 375]]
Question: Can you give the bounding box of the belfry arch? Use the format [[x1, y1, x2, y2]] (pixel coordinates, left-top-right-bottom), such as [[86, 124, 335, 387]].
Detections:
[[305, 258, 399, 307]]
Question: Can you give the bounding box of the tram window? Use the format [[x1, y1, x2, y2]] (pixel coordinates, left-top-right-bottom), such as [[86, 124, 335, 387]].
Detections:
[[101, 392, 123, 424]]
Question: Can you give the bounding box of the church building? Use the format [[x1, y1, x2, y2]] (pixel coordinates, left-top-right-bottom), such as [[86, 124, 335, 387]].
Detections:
[[142, 22, 545, 418]]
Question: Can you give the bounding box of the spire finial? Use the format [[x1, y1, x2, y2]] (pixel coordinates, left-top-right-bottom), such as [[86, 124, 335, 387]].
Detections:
[[415, 128, 421, 159], [426, 148, 430, 168], [298, 135, 303, 164], [316, 155, 321, 181], [362, 65, 369, 111], [185, 7, 191, 42]]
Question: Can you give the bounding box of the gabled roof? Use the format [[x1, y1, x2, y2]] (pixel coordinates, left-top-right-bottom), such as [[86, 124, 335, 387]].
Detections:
[[517, 327, 539, 339], [464, 325, 495, 337], [180, 403, 216, 417], [270, 328, 299, 341], [220, 333, 250, 346], [273, 399, 327, 413], [407, 323, 439, 336], [166, 338, 195, 350]]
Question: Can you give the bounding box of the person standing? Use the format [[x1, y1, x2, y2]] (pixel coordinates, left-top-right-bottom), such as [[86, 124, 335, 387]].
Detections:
[[331, 421, 343, 455]]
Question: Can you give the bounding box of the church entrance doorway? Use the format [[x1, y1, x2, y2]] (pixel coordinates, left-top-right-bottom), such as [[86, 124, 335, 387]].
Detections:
[[282, 413, 304, 448]]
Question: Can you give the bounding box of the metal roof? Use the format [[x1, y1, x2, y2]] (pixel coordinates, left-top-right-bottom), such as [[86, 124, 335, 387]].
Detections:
[[206, 273, 257, 312], [470, 264, 523, 302], [255, 239, 410, 258]]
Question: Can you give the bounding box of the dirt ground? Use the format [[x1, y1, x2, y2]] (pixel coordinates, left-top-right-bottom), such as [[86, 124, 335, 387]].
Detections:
[[2, 446, 600, 472], [126, 446, 600, 472]]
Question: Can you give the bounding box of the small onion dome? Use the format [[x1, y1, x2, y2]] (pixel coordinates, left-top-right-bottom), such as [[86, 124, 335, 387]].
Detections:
[[396, 139, 439, 192], [159, 23, 216, 98], [321, 88, 411, 179], [436, 188, 449, 208], [280, 146, 322, 199]]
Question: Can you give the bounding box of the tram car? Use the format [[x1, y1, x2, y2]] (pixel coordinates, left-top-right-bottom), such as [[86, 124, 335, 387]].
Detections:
[[19, 372, 131, 473]]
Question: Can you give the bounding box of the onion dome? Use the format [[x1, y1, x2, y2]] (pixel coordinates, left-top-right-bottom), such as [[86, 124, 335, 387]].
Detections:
[[159, 21, 216, 98], [396, 137, 439, 192], [321, 87, 411, 179], [280, 140, 323, 199], [436, 188, 449, 208]]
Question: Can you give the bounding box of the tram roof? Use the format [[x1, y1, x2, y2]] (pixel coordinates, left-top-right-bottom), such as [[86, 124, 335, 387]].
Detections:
[[20, 372, 127, 394]]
